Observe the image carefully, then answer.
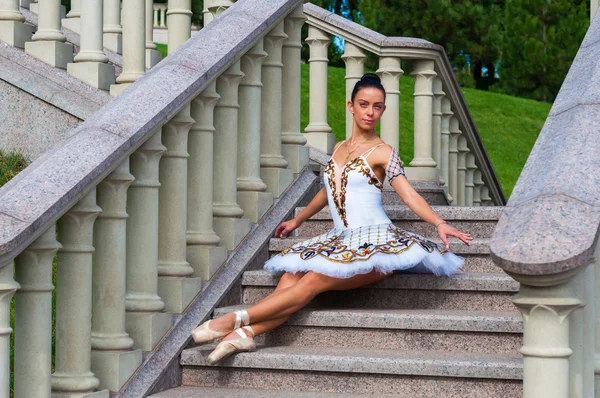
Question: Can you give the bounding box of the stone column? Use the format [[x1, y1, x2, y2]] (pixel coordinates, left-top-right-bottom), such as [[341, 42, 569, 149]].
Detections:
[[480, 185, 492, 206], [188, 83, 228, 281], [448, 117, 460, 205], [237, 40, 273, 223], [260, 22, 293, 198], [304, 25, 334, 154], [440, 97, 452, 193], [409, 60, 437, 182], [0, 259, 19, 398], [145, 0, 162, 68], [25, 0, 73, 69], [213, 61, 251, 250], [0, 0, 33, 48], [457, 135, 468, 206], [90, 160, 142, 392], [52, 189, 108, 398], [342, 41, 366, 140], [592, 0, 598, 22], [62, 0, 81, 33], [465, 153, 476, 206], [281, 5, 309, 174], [376, 56, 403, 150], [103, 0, 122, 53], [67, 0, 116, 90], [167, 0, 193, 52], [110, 0, 145, 96], [125, 131, 172, 352], [14, 226, 59, 397], [473, 169, 483, 206], [432, 77, 444, 184], [203, 0, 213, 26]]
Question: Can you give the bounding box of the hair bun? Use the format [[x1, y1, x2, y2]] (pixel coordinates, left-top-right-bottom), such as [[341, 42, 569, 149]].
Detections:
[[360, 73, 381, 83]]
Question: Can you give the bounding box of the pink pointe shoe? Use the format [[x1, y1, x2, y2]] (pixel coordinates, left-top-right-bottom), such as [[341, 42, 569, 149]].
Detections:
[[206, 325, 256, 365], [192, 309, 250, 344]]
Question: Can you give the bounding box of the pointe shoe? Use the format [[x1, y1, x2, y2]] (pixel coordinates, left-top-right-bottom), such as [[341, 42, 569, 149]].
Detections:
[[191, 309, 250, 344], [206, 326, 256, 365]]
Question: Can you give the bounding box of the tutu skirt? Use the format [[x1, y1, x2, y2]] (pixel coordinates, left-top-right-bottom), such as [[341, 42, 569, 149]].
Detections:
[[264, 223, 464, 279]]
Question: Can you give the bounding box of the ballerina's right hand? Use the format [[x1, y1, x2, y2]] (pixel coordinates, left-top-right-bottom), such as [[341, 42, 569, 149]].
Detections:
[[275, 218, 300, 238]]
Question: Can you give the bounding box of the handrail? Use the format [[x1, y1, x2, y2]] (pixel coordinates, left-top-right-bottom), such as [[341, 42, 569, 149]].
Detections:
[[490, 11, 600, 277], [0, 0, 301, 263], [303, 3, 505, 206]]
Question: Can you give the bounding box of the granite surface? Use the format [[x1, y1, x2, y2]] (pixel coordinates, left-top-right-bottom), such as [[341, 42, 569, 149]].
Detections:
[[150, 386, 412, 397]]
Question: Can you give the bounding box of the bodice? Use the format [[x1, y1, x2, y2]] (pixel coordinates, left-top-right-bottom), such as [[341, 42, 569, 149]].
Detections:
[[323, 155, 392, 229]]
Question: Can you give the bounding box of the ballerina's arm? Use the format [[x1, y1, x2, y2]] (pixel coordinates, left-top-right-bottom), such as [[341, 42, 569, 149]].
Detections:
[[274, 187, 328, 238]]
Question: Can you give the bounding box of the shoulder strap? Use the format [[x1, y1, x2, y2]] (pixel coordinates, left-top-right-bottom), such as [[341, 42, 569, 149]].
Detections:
[[331, 140, 346, 157], [362, 143, 386, 159]]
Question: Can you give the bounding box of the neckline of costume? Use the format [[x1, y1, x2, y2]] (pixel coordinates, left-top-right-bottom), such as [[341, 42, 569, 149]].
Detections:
[[329, 154, 384, 186]]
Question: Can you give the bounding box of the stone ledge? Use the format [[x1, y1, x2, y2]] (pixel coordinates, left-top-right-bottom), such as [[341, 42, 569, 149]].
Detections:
[[150, 386, 393, 398]]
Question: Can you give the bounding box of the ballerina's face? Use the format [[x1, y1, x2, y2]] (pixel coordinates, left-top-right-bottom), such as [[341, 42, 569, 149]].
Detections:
[[348, 86, 386, 131]]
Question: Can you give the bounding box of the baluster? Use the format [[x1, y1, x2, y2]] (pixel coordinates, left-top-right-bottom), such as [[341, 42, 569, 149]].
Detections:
[[67, 0, 115, 90], [153, 5, 159, 27], [62, 0, 81, 33], [167, 0, 192, 52], [473, 170, 483, 206], [90, 160, 142, 391], [457, 135, 468, 206], [281, 5, 309, 174], [125, 130, 172, 352], [409, 60, 437, 182], [304, 25, 334, 154], [203, 0, 213, 25], [25, 0, 73, 69], [432, 77, 444, 184], [440, 97, 452, 196], [448, 116, 460, 204], [103, 0, 122, 54], [480, 185, 492, 206], [465, 153, 476, 206], [111, 0, 145, 96], [260, 22, 293, 198], [377, 56, 403, 150], [161, 6, 167, 27], [188, 83, 228, 281], [210, 0, 235, 17], [342, 42, 367, 140], [146, 0, 162, 68], [0, 259, 19, 397], [52, 189, 108, 397], [237, 40, 273, 222], [14, 226, 59, 397], [0, 0, 33, 48]]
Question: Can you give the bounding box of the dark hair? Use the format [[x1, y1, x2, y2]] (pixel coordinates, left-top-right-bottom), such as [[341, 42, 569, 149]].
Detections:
[[350, 73, 386, 103]]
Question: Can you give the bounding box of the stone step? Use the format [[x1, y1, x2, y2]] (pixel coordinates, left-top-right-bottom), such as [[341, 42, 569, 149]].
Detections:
[[242, 271, 519, 311], [211, 305, 522, 355], [151, 386, 411, 397], [293, 206, 502, 239], [180, 346, 522, 397]]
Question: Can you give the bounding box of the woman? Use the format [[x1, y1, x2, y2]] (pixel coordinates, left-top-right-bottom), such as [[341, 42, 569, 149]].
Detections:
[[192, 73, 473, 364]]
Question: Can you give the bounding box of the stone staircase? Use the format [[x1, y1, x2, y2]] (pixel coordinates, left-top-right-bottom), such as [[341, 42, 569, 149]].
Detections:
[[150, 172, 523, 397]]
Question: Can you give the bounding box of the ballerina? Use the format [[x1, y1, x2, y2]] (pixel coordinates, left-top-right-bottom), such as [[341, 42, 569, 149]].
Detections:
[[191, 73, 473, 364]]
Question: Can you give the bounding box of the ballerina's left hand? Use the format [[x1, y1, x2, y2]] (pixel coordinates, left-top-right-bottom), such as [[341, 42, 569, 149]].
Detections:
[[437, 223, 472, 250]]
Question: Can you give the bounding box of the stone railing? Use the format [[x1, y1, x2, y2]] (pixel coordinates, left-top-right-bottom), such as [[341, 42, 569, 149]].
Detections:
[[303, 3, 504, 206], [0, 0, 307, 395], [490, 11, 600, 398]]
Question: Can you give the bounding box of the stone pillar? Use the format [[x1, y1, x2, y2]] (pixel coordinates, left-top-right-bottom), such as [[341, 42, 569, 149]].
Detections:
[[480, 185, 492, 206], [14, 226, 59, 397], [90, 160, 142, 392], [304, 25, 334, 154], [592, 0, 598, 22], [465, 153, 476, 206], [448, 116, 460, 205], [188, 83, 228, 281], [409, 60, 437, 182], [260, 22, 293, 198], [25, 0, 73, 69], [457, 135, 468, 206], [511, 273, 584, 398], [0, 0, 33, 48], [342, 42, 366, 141], [52, 189, 108, 398], [145, 0, 162, 68], [213, 61, 251, 250], [473, 169, 483, 206], [103, 0, 122, 54], [203, 0, 213, 26], [432, 77, 444, 184], [110, 0, 145, 96], [125, 131, 172, 352], [440, 97, 452, 192], [376, 56, 403, 150], [281, 5, 309, 174], [62, 0, 81, 33], [237, 40, 273, 223], [167, 0, 192, 52], [67, 0, 116, 90], [0, 259, 19, 398]]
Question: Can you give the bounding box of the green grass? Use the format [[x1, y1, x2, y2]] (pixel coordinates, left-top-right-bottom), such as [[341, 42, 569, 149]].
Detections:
[[156, 43, 168, 59], [300, 64, 551, 198]]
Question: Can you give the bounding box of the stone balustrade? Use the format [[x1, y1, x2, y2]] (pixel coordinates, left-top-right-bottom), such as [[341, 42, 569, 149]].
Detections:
[[303, 3, 504, 206], [0, 0, 308, 395]]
